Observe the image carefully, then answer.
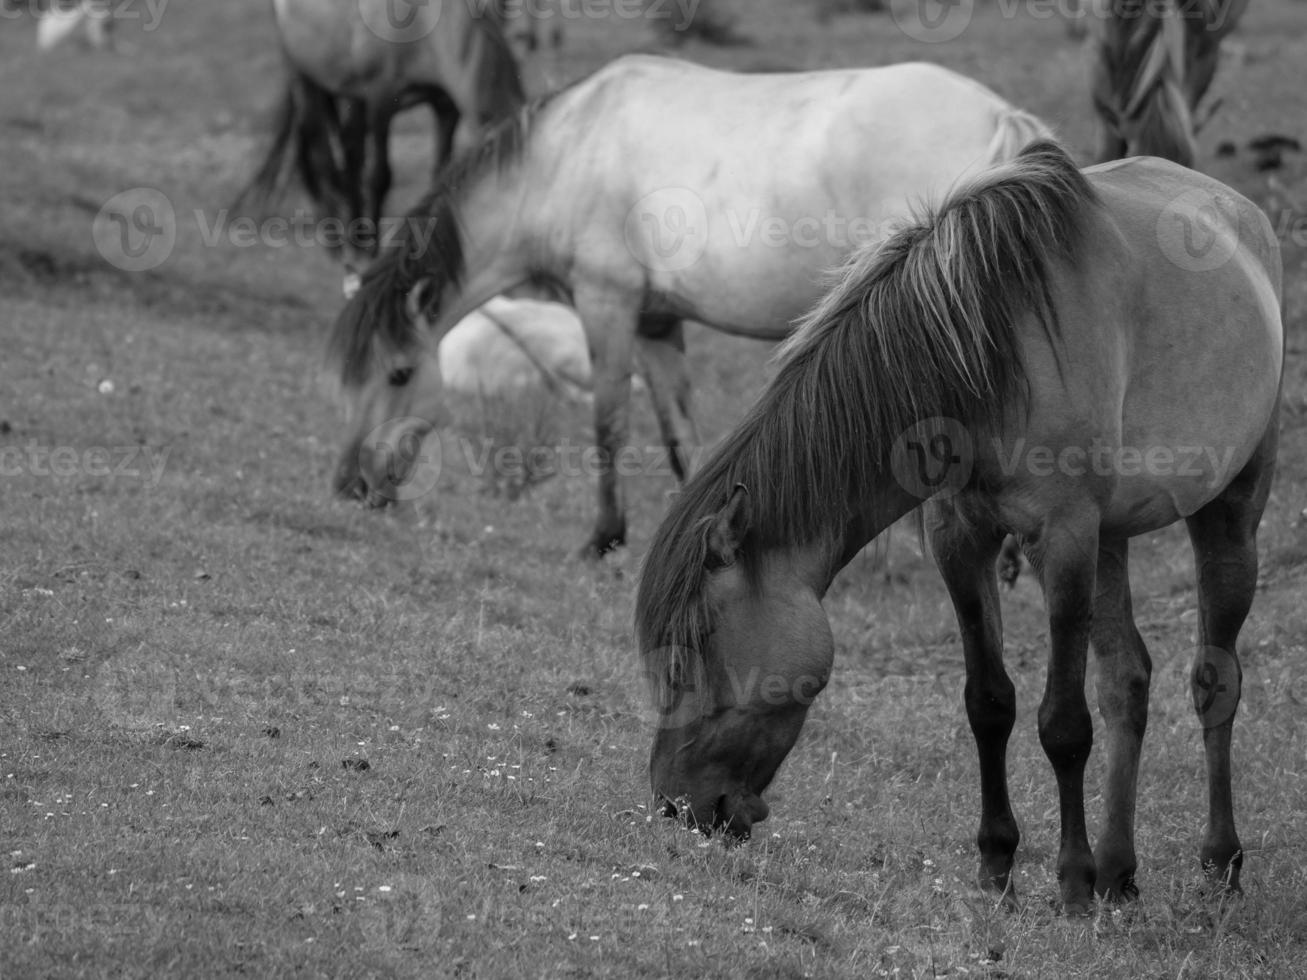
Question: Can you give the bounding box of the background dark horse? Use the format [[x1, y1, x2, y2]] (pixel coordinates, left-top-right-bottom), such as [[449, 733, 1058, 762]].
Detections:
[[234, 0, 526, 268]]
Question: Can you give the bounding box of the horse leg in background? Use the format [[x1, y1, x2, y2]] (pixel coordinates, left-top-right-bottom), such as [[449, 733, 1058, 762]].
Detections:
[[634, 314, 700, 482], [338, 99, 368, 255], [1090, 537, 1152, 901], [927, 508, 1020, 908], [362, 100, 396, 257], [1033, 512, 1100, 913], [1183, 419, 1276, 893], [427, 88, 461, 177], [573, 284, 639, 558]]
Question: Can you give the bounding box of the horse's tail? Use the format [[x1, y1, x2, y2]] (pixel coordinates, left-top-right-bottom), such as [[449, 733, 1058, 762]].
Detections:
[[1090, 0, 1197, 165], [779, 141, 1098, 459], [232, 68, 351, 218], [984, 106, 1056, 164]]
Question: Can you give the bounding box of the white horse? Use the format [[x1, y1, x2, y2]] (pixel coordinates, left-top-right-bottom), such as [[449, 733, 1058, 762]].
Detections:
[[437, 296, 592, 402], [36, 1, 114, 51], [330, 55, 1053, 554]]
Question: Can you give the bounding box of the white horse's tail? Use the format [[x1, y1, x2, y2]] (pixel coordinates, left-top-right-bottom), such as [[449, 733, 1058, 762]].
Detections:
[[985, 108, 1057, 165]]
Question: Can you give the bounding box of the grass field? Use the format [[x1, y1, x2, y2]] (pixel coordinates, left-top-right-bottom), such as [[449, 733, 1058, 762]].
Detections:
[[3, 0, 1307, 976]]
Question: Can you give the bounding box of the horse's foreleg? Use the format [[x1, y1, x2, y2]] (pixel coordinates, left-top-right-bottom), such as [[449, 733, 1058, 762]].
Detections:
[[1183, 420, 1276, 894], [927, 507, 1019, 909], [635, 315, 699, 482], [1034, 514, 1099, 914], [574, 286, 638, 558], [1090, 537, 1151, 901]]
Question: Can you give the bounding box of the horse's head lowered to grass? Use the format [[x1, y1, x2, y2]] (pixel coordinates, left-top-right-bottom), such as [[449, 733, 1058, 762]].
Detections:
[[642, 484, 837, 839], [325, 104, 551, 505]]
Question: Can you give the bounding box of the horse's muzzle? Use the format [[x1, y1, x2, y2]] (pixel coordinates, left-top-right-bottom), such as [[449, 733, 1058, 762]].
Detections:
[[658, 790, 769, 840], [332, 453, 394, 509]]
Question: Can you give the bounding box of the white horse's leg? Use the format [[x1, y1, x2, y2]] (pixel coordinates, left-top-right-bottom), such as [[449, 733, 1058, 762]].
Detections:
[[635, 315, 700, 482], [573, 283, 639, 558]]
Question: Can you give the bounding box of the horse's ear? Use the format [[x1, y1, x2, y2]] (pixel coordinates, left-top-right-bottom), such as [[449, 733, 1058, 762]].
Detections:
[[705, 484, 750, 569], [405, 277, 434, 321]]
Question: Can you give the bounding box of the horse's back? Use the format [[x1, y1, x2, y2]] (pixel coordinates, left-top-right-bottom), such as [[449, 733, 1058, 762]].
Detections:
[[546, 56, 1042, 335], [1042, 156, 1280, 529]]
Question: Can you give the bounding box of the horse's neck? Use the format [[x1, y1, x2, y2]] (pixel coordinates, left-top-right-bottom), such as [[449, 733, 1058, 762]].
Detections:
[[446, 170, 555, 320], [824, 477, 927, 594]]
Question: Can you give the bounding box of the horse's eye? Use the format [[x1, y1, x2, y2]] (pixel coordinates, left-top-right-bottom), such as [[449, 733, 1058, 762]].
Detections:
[[388, 366, 415, 387]]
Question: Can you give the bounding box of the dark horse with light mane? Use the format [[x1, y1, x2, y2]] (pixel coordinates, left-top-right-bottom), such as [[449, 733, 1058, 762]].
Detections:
[[636, 141, 1282, 913], [235, 0, 524, 276], [1089, 0, 1250, 166]]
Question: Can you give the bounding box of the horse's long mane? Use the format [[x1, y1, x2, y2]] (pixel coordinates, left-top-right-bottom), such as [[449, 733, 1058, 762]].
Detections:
[[635, 140, 1098, 700], [325, 93, 555, 388], [1089, 0, 1248, 165]]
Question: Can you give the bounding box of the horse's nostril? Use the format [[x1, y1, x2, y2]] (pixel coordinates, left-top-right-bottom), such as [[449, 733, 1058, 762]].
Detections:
[[658, 799, 678, 819]]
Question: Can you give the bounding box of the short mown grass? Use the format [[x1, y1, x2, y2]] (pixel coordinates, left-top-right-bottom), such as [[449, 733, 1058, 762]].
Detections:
[[3, 0, 1307, 976]]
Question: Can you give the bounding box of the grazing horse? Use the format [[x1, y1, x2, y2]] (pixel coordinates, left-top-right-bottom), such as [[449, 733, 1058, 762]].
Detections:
[[235, 0, 525, 272], [636, 141, 1282, 913], [325, 55, 1052, 557], [1089, 0, 1250, 166]]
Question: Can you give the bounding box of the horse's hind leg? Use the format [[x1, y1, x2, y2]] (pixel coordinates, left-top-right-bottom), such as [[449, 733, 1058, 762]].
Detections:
[[927, 507, 1019, 908], [1090, 537, 1152, 901], [635, 314, 700, 482], [1184, 421, 1277, 893]]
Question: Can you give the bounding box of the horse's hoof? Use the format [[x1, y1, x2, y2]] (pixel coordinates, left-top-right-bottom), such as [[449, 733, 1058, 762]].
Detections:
[[983, 884, 1020, 913], [576, 535, 624, 561], [1096, 877, 1140, 903]]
